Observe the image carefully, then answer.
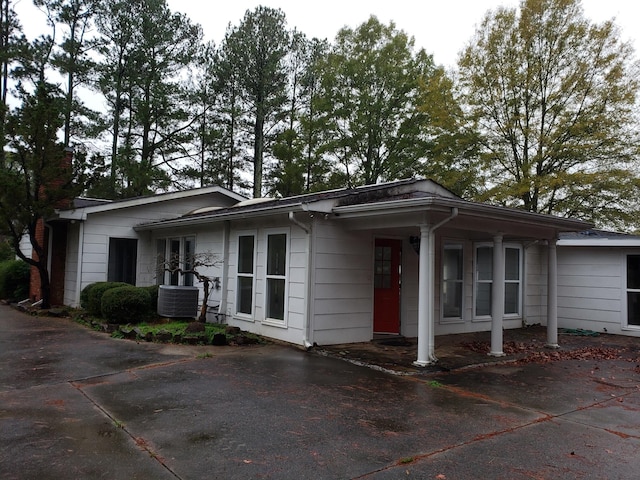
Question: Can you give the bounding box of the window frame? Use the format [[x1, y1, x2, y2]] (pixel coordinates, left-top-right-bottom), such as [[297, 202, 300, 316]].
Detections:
[[624, 253, 640, 330], [263, 228, 290, 327], [441, 242, 464, 322], [155, 235, 196, 286], [107, 237, 138, 285], [235, 231, 256, 320], [473, 243, 523, 320]]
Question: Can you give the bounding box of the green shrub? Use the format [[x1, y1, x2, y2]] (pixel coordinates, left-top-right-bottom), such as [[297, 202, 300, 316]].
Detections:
[[87, 282, 130, 316], [80, 282, 98, 310], [141, 285, 159, 311], [101, 286, 152, 324], [0, 239, 15, 262], [0, 260, 30, 302]]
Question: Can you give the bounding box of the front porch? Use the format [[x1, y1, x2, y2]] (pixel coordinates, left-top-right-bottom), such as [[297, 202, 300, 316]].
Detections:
[[315, 325, 616, 375]]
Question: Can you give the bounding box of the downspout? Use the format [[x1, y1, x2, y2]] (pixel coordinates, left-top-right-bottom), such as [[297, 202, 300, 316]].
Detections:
[[288, 210, 313, 349], [74, 221, 85, 307], [414, 207, 459, 367], [219, 220, 231, 320]]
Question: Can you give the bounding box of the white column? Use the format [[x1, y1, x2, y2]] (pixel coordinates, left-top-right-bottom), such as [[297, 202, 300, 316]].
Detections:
[[546, 238, 559, 348], [490, 234, 505, 356], [414, 224, 437, 366]]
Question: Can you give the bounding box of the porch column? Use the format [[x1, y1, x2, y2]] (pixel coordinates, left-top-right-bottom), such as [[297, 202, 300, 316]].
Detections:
[[490, 234, 505, 356], [414, 224, 437, 366], [546, 238, 559, 348]]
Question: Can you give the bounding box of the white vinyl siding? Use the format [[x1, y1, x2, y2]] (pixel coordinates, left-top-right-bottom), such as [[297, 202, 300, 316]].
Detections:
[[556, 247, 634, 336]]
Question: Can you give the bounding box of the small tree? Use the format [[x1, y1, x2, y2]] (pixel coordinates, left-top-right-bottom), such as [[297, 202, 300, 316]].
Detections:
[[158, 251, 221, 322]]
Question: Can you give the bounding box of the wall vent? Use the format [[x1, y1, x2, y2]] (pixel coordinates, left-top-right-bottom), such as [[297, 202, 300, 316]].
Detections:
[[157, 285, 199, 318]]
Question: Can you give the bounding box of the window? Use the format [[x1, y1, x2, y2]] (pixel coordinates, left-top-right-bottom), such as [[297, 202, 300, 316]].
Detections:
[[108, 238, 137, 284], [442, 244, 463, 318], [475, 246, 493, 317], [155, 236, 195, 286], [474, 244, 522, 318], [626, 255, 640, 327], [236, 234, 255, 316], [374, 245, 393, 288], [265, 232, 288, 321], [504, 247, 521, 315]]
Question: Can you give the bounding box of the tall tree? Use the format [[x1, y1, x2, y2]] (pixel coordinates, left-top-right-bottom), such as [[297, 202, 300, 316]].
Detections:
[[224, 6, 289, 198], [94, 0, 202, 198], [458, 0, 640, 229], [35, 0, 98, 147], [315, 16, 442, 187], [0, 80, 78, 308], [0, 0, 24, 166]]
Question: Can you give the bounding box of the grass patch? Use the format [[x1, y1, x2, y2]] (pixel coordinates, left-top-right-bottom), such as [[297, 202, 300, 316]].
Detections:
[[428, 380, 443, 388]]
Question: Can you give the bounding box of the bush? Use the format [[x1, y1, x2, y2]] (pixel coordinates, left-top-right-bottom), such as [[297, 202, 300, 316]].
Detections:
[[101, 286, 152, 324], [141, 285, 159, 311], [80, 282, 98, 310], [87, 282, 130, 316], [0, 260, 30, 302]]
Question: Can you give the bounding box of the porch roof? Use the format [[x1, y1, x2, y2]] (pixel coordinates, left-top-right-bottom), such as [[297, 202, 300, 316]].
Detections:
[[134, 178, 592, 239]]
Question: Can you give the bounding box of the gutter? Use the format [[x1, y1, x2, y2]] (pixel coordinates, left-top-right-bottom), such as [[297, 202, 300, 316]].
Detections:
[[288, 211, 313, 349]]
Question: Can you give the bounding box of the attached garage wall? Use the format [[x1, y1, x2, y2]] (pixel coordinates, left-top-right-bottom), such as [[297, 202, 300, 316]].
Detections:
[[556, 246, 639, 336], [310, 219, 373, 345]]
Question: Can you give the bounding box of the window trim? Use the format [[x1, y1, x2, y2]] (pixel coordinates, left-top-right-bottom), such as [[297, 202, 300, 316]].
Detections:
[[234, 231, 257, 321], [155, 235, 196, 286], [623, 252, 640, 331], [472, 243, 523, 320], [441, 242, 464, 323], [262, 228, 290, 328]]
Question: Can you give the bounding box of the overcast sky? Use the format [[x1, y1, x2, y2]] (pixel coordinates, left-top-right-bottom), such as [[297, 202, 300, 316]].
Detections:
[[13, 0, 639, 69]]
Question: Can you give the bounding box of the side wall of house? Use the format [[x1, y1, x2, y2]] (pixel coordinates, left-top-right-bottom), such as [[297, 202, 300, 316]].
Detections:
[[63, 222, 80, 306], [224, 217, 309, 346], [524, 244, 547, 326], [308, 218, 373, 345], [557, 246, 640, 337], [64, 196, 231, 307]]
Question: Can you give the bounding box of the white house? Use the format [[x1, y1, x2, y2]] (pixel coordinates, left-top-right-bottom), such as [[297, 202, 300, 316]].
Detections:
[[557, 230, 640, 338], [129, 178, 590, 366], [45, 186, 245, 307], [39, 178, 604, 366]]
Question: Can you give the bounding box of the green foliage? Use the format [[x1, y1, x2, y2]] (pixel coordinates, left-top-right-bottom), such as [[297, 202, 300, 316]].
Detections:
[[315, 16, 454, 187], [79, 282, 97, 309], [458, 0, 640, 228], [87, 281, 130, 316], [142, 284, 159, 311], [0, 238, 15, 262], [101, 285, 152, 324], [222, 6, 290, 197], [0, 260, 30, 301]]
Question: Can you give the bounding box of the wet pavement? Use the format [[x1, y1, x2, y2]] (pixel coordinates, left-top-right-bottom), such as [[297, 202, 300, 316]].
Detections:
[[1, 305, 639, 479]]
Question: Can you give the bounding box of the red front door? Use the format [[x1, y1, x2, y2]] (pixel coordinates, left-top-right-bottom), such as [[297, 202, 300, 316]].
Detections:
[[373, 239, 402, 334]]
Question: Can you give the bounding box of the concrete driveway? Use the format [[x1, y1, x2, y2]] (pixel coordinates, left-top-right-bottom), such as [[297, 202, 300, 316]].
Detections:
[[1, 305, 639, 479]]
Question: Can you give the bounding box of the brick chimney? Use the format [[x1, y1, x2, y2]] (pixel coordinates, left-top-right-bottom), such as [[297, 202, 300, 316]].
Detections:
[[30, 147, 74, 304]]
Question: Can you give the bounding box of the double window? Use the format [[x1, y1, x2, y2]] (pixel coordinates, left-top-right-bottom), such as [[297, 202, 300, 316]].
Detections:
[[473, 244, 522, 318], [156, 236, 195, 286], [235, 230, 289, 323]]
